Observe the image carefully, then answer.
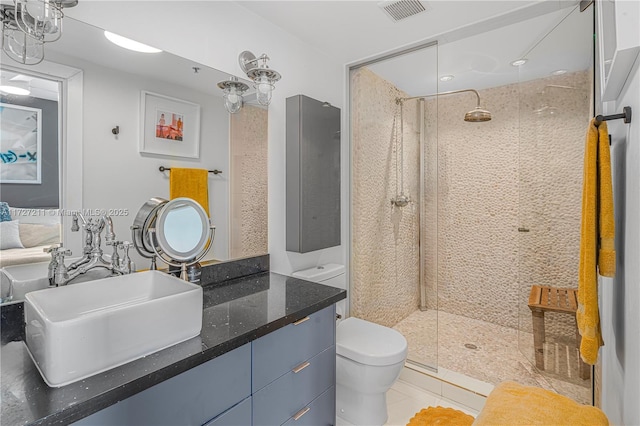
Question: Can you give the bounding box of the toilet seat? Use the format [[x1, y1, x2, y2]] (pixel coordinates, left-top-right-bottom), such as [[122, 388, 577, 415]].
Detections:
[[337, 317, 408, 366]]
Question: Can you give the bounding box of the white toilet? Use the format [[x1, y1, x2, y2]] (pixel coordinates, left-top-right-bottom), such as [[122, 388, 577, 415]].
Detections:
[[292, 264, 408, 426]]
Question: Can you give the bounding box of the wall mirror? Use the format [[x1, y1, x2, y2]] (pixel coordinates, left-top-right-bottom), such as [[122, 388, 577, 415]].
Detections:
[[0, 17, 268, 302]]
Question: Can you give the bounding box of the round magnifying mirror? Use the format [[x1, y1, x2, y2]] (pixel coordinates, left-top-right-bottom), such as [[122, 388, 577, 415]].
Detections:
[[132, 197, 168, 256], [155, 198, 209, 262]]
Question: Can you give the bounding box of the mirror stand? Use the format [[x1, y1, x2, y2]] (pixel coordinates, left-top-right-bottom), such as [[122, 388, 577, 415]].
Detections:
[[148, 226, 215, 283], [130, 225, 158, 270]]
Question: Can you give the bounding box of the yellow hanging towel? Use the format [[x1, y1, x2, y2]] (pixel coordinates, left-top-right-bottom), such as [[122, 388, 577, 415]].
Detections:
[[577, 119, 615, 366], [169, 168, 210, 217]]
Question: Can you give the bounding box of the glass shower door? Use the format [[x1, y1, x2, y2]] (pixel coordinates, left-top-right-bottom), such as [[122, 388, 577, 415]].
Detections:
[[516, 5, 593, 405], [349, 42, 439, 371]]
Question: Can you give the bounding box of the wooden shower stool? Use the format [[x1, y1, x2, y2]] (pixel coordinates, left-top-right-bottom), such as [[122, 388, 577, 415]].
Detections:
[[527, 285, 590, 380]]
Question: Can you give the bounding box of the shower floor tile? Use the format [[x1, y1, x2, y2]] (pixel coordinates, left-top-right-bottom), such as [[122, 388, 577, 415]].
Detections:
[[393, 310, 590, 405]]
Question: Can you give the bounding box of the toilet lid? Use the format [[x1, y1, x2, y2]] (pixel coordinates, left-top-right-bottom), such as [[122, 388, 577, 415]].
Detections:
[[336, 317, 408, 366]]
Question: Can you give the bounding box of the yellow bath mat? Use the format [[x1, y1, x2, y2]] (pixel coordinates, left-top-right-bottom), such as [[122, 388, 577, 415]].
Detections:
[[407, 406, 474, 426], [473, 381, 609, 425]]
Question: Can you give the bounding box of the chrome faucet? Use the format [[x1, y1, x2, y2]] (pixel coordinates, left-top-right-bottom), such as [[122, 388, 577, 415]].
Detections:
[[45, 212, 135, 286]]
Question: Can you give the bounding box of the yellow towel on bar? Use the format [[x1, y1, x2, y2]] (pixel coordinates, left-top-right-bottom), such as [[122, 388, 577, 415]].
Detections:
[[577, 119, 615, 366], [473, 381, 609, 425], [169, 168, 210, 217]]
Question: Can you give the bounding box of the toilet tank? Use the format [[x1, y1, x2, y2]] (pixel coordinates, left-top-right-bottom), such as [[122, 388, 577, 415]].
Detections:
[[292, 264, 345, 289], [292, 264, 347, 319]]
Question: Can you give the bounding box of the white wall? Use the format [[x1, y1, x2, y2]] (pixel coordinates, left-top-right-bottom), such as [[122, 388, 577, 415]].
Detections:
[[67, 1, 346, 276], [600, 48, 640, 425]]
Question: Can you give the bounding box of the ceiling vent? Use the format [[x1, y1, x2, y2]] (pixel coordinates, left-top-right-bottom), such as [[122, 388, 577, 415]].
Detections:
[[378, 0, 428, 22]]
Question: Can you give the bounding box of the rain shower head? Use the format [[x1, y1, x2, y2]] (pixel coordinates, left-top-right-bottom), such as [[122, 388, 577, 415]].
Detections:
[[465, 106, 492, 122], [397, 88, 492, 122]]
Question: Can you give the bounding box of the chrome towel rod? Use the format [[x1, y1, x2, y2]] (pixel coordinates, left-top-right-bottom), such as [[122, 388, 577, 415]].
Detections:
[[159, 166, 222, 175], [594, 106, 632, 127]]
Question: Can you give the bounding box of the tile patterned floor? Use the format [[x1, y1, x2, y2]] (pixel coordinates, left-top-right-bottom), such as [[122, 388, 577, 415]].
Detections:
[[385, 381, 479, 426], [336, 380, 479, 426], [393, 309, 590, 404]]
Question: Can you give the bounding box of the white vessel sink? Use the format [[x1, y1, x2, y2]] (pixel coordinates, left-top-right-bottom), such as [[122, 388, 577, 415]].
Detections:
[[25, 271, 203, 387]]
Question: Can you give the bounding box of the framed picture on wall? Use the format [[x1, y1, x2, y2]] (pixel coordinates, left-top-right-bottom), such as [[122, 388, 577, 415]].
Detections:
[[0, 103, 42, 184], [140, 91, 201, 158]]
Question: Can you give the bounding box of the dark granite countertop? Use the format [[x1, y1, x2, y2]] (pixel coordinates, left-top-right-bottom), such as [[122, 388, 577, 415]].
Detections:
[[0, 258, 346, 425]]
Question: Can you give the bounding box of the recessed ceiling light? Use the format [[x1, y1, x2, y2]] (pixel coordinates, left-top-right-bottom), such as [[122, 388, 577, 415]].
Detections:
[[510, 59, 528, 67], [104, 31, 162, 53], [0, 85, 30, 95], [439, 75, 454, 82], [551, 69, 567, 75]]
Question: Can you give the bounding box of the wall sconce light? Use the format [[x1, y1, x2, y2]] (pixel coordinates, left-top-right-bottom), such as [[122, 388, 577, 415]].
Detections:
[[1, 0, 77, 65], [217, 76, 249, 114], [238, 50, 281, 106]]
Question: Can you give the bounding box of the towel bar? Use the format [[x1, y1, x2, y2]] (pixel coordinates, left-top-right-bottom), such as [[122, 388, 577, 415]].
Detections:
[[159, 166, 222, 175], [594, 106, 632, 126]]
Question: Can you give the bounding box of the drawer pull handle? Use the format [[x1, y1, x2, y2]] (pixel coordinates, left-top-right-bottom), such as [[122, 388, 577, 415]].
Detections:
[[293, 407, 310, 421], [292, 361, 311, 373], [293, 316, 310, 326]]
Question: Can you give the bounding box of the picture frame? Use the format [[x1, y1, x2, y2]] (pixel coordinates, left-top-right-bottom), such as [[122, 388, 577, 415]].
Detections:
[[0, 103, 42, 184], [140, 91, 201, 158]]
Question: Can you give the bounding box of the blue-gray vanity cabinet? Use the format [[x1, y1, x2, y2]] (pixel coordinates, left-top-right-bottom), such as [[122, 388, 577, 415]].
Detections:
[[252, 304, 335, 392], [281, 387, 335, 426], [204, 397, 252, 426], [253, 346, 335, 425], [71, 305, 337, 426], [252, 305, 336, 426], [73, 343, 251, 426]]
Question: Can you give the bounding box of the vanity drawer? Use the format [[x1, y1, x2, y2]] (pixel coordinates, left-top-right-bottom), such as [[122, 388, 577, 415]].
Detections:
[[252, 345, 335, 426], [74, 344, 251, 426], [281, 386, 336, 426], [252, 305, 335, 392], [204, 397, 252, 426]]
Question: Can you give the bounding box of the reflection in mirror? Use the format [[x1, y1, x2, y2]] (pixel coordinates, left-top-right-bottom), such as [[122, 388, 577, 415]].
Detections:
[[0, 71, 62, 269], [0, 16, 268, 300]]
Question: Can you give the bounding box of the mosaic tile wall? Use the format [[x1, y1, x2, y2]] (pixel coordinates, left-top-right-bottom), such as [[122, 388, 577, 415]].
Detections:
[[229, 105, 268, 259], [352, 68, 590, 336], [351, 67, 421, 328]]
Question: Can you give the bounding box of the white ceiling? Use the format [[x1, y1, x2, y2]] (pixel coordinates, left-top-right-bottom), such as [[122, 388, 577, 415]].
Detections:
[[237, 1, 580, 65], [367, 5, 592, 95], [238, 0, 591, 94], [1, 1, 592, 102]]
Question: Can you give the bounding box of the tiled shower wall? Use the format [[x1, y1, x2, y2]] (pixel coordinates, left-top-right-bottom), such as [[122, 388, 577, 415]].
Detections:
[[352, 68, 590, 333], [351, 67, 421, 328], [229, 105, 268, 259]]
